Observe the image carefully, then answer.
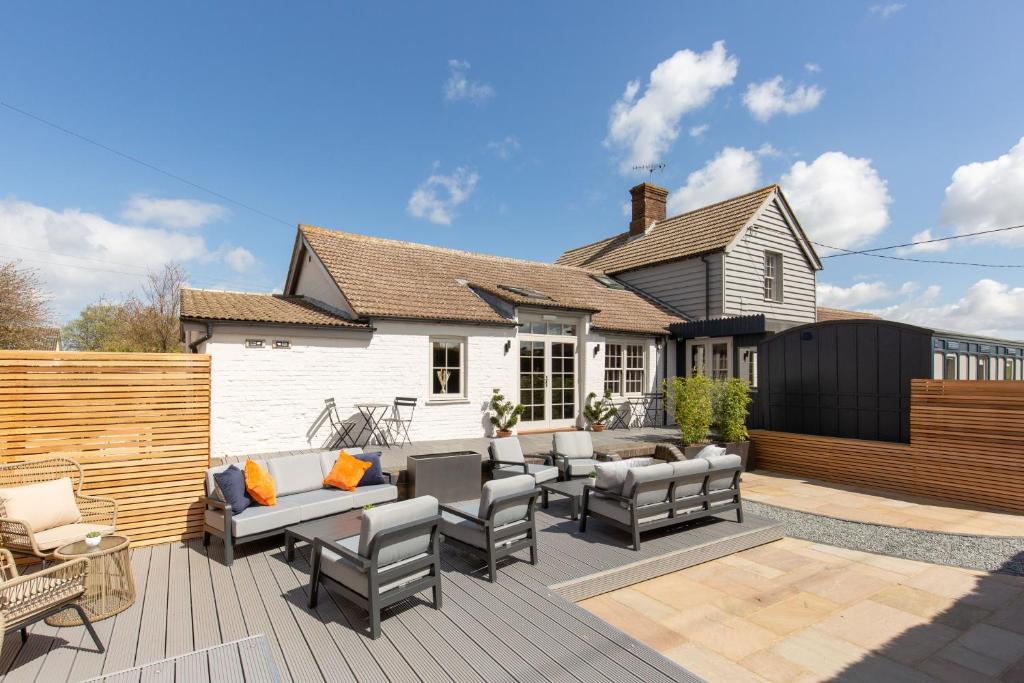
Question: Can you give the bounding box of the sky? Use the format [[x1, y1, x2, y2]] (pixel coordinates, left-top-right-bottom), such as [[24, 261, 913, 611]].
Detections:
[[2, 2, 1024, 338]]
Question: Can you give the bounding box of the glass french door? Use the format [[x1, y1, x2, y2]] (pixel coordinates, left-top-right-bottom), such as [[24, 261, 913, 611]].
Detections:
[[519, 338, 577, 429], [685, 337, 732, 380]]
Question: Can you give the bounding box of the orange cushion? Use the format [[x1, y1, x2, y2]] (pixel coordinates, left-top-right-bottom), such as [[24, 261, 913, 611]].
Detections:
[[324, 451, 372, 491], [244, 460, 276, 506]]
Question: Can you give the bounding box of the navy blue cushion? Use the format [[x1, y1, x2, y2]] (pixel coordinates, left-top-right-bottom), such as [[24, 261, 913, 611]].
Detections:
[[213, 465, 252, 513], [354, 451, 386, 486]]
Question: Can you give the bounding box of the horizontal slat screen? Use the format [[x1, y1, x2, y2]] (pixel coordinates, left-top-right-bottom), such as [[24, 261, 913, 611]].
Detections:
[[751, 379, 1024, 513], [0, 351, 211, 546]]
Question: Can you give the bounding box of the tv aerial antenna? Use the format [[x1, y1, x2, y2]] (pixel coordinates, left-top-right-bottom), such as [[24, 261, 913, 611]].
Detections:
[[632, 162, 666, 180]]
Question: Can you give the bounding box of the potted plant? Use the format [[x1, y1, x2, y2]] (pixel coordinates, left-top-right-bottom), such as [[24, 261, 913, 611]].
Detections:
[[712, 378, 753, 470], [488, 388, 525, 438], [84, 530, 102, 548], [583, 391, 616, 431], [664, 375, 714, 457], [359, 503, 375, 519]]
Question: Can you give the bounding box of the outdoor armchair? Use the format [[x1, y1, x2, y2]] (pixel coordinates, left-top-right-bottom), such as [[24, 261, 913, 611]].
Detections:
[[0, 457, 117, 561], [488, 437, 557, 484], [551, 431, 618, 479], [439, 475, 540, 583], [308, 495, 442, 640], [0, 548, 104, 654]]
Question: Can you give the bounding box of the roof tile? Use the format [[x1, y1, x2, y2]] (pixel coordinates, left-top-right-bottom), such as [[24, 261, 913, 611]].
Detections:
[[180, 289, 368, 328]]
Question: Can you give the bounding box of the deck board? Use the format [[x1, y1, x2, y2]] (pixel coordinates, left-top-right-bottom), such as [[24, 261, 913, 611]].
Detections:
[[2, 506, 783, 682]]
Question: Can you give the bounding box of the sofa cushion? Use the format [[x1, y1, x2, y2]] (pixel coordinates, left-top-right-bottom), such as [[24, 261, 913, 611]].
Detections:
[[321, 536, 431, 598], [286, 489, 359, 521], [318, 448, 363, 478], [353, 452, 387, 486], [705, 453, 742, 492], [489, 437, 525, 464], [267, 454, 325, 496], [323, 452, 371, 491], [593, 458, 655, 493], [352, 484, 399, 508], [359, 496, 438, 567], [213, 465, 252, 514], [245, 460, 277, 506], [694, 444, 727, 460], [622, 463, 675, 507], [34, 523, 114, 550], [671, 459, 711, 500], [553, 431, 594, 459], [559, 458, 599, 477], [441, 506, 527, 550], [479, 475, 534, 527], [588, 496, 669, 526], [206, 499, 301, 538], [0, 478, 81, 532], [493, 463, 557, 484]]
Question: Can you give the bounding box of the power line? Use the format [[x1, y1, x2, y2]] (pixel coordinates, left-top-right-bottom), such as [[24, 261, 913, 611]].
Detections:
[[812, 241, 1024, 268], [0, 100, 295, 229], [817, 222, 1024, 258]]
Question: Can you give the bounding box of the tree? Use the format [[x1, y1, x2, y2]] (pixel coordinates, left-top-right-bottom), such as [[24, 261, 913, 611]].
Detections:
[[118, 263, 185, 352], [61, 303, 124, 351], [0, 261, 54, 350]]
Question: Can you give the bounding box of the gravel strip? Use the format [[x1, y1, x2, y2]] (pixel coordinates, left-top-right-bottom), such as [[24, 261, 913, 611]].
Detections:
[[746, 500, 1024, 576]]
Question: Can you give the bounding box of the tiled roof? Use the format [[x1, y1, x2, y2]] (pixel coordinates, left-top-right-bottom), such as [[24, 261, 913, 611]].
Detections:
[[816, 306, 882, 322], [1, 327, 61, 351], [299, 225, 684, 335], [180, 289, 369, 328], [555, 185, 778, 274]]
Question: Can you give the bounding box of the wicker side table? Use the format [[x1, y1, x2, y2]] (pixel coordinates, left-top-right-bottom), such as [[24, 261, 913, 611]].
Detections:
[[46, 535, 134, 626]]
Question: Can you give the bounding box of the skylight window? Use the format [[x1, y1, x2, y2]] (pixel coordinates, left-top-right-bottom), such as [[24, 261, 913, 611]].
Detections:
[[497, 284, 551, 300], [591, 274, 627, 290]]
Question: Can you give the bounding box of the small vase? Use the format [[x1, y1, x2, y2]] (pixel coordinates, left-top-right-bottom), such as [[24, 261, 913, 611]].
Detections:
[[496, 430, 512, 438], [84, 535, 102, 548]]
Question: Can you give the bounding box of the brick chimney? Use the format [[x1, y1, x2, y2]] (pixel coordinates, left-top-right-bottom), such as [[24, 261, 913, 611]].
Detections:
[[629, 182, 668, 236]]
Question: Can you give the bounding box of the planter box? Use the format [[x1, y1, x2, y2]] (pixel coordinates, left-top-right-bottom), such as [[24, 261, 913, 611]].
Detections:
[[721, 441, 751, 471], [406, 451, 482, 503]]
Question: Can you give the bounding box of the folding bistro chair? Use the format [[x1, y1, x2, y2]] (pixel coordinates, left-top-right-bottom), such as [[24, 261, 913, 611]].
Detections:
[[325, 398, 357, 448], [642, 392, 664, 427], [381, 397, 417, 447], [607, 401, 631, 430]]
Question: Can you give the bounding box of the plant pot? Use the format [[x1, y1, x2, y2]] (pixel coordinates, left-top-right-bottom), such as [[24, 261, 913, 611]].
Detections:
[[84, 535, 102, 548], [496, 429, 513, 438], [720, 440, 751, 471], [591, 423, 606, 432]]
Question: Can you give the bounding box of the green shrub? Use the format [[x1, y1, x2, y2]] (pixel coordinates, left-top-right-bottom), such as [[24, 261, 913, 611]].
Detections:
[[488, 388, 525, 432], [583, 391, 617, 425], [713, 378, 752, 442], [664, 375, 713, 445]]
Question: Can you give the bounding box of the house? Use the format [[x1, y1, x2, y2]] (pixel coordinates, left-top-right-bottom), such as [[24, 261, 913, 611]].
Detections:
[[0, 326, 61, 351], [557, 182, 822, 386], [181, 221, 685, 456]]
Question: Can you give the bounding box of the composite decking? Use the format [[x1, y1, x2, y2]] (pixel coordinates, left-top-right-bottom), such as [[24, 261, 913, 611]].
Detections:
[[1, 502, 783, 683]]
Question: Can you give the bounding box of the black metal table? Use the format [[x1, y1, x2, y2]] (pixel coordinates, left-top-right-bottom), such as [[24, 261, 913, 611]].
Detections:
[[353, 402, 392, 447], [540, 478, 589, 521]]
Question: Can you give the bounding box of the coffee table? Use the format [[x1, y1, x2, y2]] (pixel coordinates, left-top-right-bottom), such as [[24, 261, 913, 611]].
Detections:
[[285, 510, 363, 562], [47, 534, 134, 626], [540, 479, 589, 520]]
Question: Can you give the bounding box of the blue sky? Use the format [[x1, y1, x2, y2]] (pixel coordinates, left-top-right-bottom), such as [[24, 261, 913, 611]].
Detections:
[[3, 2, 1024, 336]]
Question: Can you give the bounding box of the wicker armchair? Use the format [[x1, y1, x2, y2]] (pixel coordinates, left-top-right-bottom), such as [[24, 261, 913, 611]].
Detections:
[[0, 548, 104, 653], [0, 457, 118, 561]]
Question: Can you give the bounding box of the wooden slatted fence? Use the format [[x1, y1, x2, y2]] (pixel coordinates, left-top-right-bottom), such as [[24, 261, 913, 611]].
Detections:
[[0, 351, 210, 546], [751, 379, 1024, 513]]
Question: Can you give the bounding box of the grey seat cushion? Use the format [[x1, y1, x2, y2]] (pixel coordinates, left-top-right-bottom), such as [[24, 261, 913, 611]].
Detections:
[[552, 431, 594, 459], [705, 453, 742, 492], [559, 458, 599, 477], [622, 462, 675, 506], [588, 495, 669, 526], [320, 535, 431, 597], [489, 437, 525, 464], [671, 458, 710, 500], [493, 463, 558, 484], [694, 444, 727, 460], [285, 489, 359, 521], [352, 484, 399, 508], [479, 475, 534, 526], [267, 455, 325, 496], [359, 496, 438, 567], [593, 457, 656, 493], [205, 499, 301, 538], [440, 502, 527, 550]]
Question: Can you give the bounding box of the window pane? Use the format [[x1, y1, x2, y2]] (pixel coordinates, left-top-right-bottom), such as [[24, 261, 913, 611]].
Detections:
[[530, 322, 546, 334], [432, 374, 443, 394], [547, 323, 563, 335], [433, 344, 446, 366], [446, 369, 460, 394]]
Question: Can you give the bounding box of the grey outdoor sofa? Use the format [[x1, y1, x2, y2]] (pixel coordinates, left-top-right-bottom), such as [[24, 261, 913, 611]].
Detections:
[[550, 431, 618, 479], [203, 447, 398, 565], [580, 453, 743, 550], [308, 495, 442, 640]]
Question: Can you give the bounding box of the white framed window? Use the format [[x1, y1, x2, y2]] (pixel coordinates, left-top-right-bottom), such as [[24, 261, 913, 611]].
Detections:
[[764, 251, 783, 302], [978, 356, 989, 380], [1006, 358, 1016, 381], [604, 342, 645, 396], [430, 337, 466, 398], [944, 354, 958, 379], [738, 347, 758, 387], [686, 337, 733, 380]]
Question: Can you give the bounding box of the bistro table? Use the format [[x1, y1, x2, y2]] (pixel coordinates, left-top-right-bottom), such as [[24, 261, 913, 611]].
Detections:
[[352, 402, 392, 447], [47, 535, 135, 626]]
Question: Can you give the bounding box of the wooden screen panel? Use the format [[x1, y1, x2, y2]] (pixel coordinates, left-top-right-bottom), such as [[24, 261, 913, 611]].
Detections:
[[751, 379, 1024, 513], [0, 351, 210, 546]]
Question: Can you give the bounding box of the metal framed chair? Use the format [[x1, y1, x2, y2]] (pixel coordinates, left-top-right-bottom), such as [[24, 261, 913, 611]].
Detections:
[[308, 496, 442, 640], [642, 392, 665, 427], [381, 397, 417, 447], [607, 402, 631, 430], [324, 398, 358, 448], [488, 437, 558, 484], [0, 548, 104, 654], [0, 457, 117, 562]]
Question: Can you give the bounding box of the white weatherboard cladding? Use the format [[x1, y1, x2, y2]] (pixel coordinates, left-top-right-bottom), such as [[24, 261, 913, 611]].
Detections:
[[616, 253, 723, 319], [723, 199, 816, 324]]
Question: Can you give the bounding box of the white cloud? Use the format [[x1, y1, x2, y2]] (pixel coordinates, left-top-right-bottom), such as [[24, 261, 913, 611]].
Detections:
[[817, 281, 896, 308], [781, 151, 892, 250], [487, 136, 520, 160], [756, 143, 783, 158], [895, 228, 950, 255], [874, 279, 1024, 339], [940, 137, 1024, 245], [804, 63, 822, 73], [743, 76, 824, 122], [443, 60, 495, 104], [606, 41, 738, 170], [870, 3, 906, 18], [407, 165, 479, 225], [669, 147, 762, 215], [689, 124, 710, 138], [121, 195, 227, 229], [223, 246, 257, 273]]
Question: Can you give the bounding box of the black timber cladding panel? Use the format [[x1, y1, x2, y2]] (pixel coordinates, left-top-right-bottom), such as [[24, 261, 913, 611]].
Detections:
[[756, 320, 932, 443]]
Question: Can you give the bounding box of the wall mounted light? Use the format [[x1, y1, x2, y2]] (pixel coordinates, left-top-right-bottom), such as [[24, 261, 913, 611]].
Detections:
[[593, 344, 601, 357], [504, 340, 512, 354]]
